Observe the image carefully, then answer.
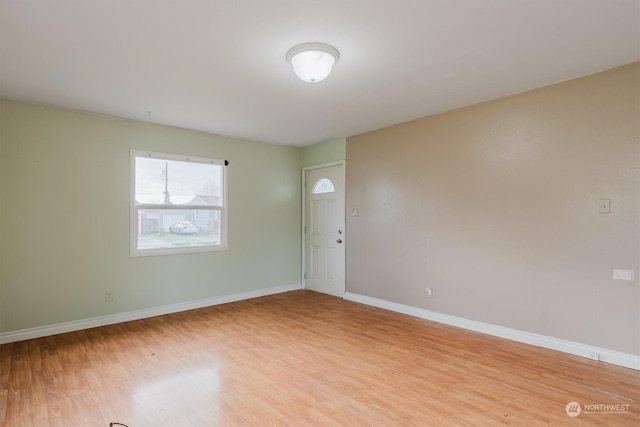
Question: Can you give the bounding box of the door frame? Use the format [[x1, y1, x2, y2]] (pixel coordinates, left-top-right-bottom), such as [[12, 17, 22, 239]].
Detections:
[[301, 160, 346, 294]]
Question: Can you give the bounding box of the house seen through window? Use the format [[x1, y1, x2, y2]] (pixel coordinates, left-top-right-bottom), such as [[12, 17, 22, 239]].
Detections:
[[131, 150, 227, 256]]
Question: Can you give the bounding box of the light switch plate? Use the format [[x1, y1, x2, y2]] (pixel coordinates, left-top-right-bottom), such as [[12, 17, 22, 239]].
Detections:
[[599, 199, 610, 213]]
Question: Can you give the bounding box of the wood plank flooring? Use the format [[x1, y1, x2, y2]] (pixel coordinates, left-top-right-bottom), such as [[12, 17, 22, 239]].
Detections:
[[1, 290, 639, 426]]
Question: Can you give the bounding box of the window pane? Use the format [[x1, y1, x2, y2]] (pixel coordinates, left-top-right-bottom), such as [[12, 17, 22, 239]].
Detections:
[[131, 150, 227, 257], [313, 178, 335, 194], [136, 208, 221, 250], [135, 157, 223, 206]]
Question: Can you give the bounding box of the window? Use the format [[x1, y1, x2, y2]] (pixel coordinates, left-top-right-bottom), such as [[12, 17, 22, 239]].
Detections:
[[130, 150, 227, 256], [312, 178, 335, 194]]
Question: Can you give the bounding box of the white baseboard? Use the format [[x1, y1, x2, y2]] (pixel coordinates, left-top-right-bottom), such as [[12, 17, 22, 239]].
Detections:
[[343, 292, 640, 371], [0, 283, 302, 345]]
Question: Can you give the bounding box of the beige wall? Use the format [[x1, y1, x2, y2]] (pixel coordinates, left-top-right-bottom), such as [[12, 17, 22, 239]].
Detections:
[[0, 101, 302, 333], [346, 63, 640, 355], [0, 102, 3, 333]]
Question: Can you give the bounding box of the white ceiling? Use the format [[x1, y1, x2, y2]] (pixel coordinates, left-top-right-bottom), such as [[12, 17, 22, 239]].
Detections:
[[1, 0, 638, 147]]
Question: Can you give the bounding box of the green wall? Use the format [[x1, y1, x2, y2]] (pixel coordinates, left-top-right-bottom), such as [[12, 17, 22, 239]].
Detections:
[[302, 138, 346, 167], [0, 101, 303, 333]]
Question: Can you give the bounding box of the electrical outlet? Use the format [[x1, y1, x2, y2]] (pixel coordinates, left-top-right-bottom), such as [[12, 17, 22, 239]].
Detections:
[[425, 287, 433, 299], [105, 291, 113, 302], [613, 269, 634, 281]]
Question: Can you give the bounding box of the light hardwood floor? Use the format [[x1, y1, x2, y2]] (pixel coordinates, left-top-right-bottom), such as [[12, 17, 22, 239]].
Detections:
[[1, 290, 638, 426]]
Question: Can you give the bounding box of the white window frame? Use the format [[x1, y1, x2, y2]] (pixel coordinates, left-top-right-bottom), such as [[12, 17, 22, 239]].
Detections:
[[130, 150, 228, 257]]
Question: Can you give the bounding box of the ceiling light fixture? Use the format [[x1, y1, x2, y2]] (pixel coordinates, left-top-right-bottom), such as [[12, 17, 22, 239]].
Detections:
[[286, 42, 340, 83]]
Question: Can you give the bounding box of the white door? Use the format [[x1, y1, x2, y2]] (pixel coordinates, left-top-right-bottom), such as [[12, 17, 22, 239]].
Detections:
[[304, 163, 345, 296]]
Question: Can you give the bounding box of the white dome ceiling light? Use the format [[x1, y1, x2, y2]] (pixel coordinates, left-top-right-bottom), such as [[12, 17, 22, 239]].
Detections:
[[286, 42, 340, 83]]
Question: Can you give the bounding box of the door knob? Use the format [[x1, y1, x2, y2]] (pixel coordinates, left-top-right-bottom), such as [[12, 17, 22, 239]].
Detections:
[[336, 239, 343, 244]]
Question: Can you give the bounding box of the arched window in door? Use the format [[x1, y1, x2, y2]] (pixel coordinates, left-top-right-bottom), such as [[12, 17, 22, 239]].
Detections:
[[312, 178, 335, 194]]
